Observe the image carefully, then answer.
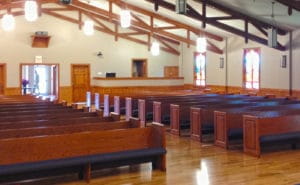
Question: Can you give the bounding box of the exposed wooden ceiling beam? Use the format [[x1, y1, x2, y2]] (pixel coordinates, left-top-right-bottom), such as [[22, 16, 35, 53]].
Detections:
[[193, 0, 288, 35], [42, 9, 180, 56], [155, 36, 180, 55], [112, 0, 223, 42], [70, 0, 222, 54], [146, 0, 286, 51], [0, 0, 181, 56], [71, 4, 180, 46], [1, 0, 222, 54], [69, 1, 183, 47], [207, 16, 239, 21]]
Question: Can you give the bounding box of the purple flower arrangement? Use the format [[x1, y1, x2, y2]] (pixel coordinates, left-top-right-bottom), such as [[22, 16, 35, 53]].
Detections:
[[22, 79, 29, 87]]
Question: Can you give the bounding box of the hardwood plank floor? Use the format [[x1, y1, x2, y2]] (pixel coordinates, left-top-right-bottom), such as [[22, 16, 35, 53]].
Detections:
[[7, 133, 300, 185]]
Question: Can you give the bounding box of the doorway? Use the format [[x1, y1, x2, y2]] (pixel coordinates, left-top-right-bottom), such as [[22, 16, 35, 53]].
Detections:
[[71, 64, 90, 102], [20, 64, 59, 99], [132, 59, 147, 77], [0, 64, 6, 95]]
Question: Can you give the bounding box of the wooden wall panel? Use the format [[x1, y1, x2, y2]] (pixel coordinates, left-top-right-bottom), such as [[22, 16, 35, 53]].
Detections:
[[4, 88, 21, 95], [164, 66, 179, 77], [91, 85, 185, 97], [196, 84, 297, 98], [59, 86, 72, 103]]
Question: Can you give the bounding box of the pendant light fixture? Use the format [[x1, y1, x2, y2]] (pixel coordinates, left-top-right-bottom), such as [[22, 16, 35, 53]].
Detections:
[[120, 9, 131, 28], [151, 40, 160, 56], [1, 14, 15, 31], [83, 20, 94, 36], [25, 0, 38, 22], [196, 37, 207, 53]]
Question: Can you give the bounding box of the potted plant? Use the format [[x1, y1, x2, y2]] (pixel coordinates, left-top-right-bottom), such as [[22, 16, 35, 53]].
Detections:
[[22, 79, 29, 94]]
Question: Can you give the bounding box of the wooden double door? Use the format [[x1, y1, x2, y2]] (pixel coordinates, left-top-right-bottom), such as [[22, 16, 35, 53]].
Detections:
[[71, 64, 90, 102]]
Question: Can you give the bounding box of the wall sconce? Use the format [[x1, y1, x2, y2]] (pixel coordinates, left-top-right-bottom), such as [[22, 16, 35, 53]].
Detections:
[[281, 55, 287, 68], [220, 57, 224, 68]]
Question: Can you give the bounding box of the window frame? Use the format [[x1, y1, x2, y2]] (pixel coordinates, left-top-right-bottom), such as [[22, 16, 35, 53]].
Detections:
[[243, 48, 261, 90]]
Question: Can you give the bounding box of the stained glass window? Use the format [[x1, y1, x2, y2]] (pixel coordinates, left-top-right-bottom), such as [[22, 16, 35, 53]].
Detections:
[[194, 53, 206, 86], [244, 48, 260, 89]]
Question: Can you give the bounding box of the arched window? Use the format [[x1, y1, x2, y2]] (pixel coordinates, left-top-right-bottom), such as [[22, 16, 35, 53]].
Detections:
[[194, 52, 206, 86], [243, 48, 260, 89]]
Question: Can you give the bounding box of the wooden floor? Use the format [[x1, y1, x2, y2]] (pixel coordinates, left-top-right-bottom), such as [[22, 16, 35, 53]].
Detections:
[[11, 133, 300, 185]]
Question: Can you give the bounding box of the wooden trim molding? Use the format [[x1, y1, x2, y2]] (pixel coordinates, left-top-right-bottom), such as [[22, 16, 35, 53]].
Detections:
[[93, 77, 184, 80], [0, 63, 7, 95]]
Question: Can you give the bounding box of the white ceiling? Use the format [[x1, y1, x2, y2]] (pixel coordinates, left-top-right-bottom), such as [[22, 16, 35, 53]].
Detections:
[[80, 0, 300, 40], [214, 0, 300, 30]]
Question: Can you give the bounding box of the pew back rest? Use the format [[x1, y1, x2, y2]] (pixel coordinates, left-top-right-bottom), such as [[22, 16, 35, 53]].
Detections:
[[246, 114, 300, 136], [0, 119, 141, 140], [0, 124, 164, 166]]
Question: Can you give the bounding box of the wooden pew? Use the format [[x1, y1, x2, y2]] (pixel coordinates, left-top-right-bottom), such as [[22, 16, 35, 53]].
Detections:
[[136, 94, 221, 124], [214, 103, 300, 149], [154, 94, 263, 125], [0, 123, 166, 183], [243, 114, 300, 157], [170, 96, 269, 136], [190, 98, 300, 142]]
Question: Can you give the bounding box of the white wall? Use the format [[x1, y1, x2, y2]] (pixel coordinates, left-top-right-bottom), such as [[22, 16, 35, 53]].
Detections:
[[292, 29, 300, 90], [0, 15, 179, 87], [180, 31, 297, 91], [227, 34, 290, 89]]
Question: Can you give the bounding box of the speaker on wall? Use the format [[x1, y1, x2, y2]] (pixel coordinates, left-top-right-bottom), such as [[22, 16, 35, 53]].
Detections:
[[268, 28, 277, 48], [176, 0, 186, 14]]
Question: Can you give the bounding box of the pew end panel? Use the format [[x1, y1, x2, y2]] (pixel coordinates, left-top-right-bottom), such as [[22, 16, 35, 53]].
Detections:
[[243, 115, 300, 157], [243, 115, 260, 157], [153, 101, 162, 123], [114, 96, 120, 114], [129, 117, 141, 128], [214, 111, 229, 148], [138, 99, 146, 127], [110, 112, 121, 121], [125, 97, 132, 121], [190, 107, 202, 142], [83, 106, 90, 113], [170, 104, 180, 136], [96, 109, 104, 118], [148, 122, 166, 171]]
